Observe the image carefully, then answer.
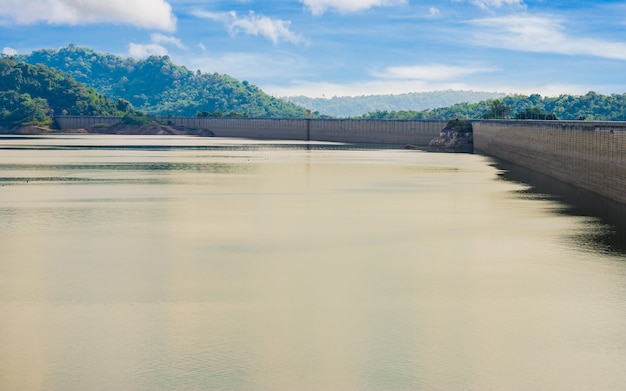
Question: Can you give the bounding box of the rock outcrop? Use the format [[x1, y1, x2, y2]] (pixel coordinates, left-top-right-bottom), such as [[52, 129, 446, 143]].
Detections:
[[428, 119, 473, 153]]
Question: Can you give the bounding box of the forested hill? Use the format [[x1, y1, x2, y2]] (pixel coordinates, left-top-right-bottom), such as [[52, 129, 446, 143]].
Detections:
[[286, 91, 506, 117], [0, 57, 132, 126], [18, 45, 309, 118], [357, 92, 626, 121]]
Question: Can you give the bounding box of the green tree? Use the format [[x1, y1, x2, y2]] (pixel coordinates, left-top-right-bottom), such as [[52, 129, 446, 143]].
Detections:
[[514, 107, 557, 120], [116, 98, 132, 112], [482, 99, 510, 119], [0, 56, 135, 126], [0, 91, 48, 125]]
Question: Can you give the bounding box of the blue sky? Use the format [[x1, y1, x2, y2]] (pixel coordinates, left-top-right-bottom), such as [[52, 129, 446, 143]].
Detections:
[[2, 0, 626, 98]]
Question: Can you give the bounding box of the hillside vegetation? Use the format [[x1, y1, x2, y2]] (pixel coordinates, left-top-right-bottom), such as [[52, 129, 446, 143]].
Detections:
[[358, 92, 626, 121], [287, 90, 506, 117], [18, 45, 309, 118], [0, 56, 132, 126], [7, 45, 626, 123]]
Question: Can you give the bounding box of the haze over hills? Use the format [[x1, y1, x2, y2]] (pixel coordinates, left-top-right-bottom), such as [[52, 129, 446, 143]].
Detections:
[[286, 91, 507, 118], [354, 91, 626, 121], [17, 45, 309, 118]]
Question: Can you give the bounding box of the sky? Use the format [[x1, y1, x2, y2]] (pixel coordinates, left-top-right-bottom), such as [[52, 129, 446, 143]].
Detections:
[[1, 0, 626, 98]]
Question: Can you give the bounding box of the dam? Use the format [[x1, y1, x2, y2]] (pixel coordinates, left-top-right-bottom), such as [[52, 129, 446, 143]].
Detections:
[[473, 120, 626, 205], [54, 116, 626, 205], [54, 117, 447, 145]]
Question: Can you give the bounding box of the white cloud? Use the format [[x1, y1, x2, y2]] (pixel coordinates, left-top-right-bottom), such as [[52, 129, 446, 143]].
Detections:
[[193, 10, 307, 45], [429, 7, 440, 17], [128, 43, 169, 58], [128, 33, 185, 58], [467, 15, 626, 60], [300, 0, 407, 16], [372, 64, 496, 81], [0, 0, 176, 31], [458, 0, 525, 10], [2, 47, 18, 55], [151, 33, 185, 49]]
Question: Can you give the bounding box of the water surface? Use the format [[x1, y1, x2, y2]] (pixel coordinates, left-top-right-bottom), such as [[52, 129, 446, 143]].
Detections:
[[1, 135, 625, 391]]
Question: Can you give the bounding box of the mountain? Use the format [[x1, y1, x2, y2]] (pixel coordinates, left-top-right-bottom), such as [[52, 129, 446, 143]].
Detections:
[[285, 90, 506, 118], [0, 56, 132, 126], [18, 45, 309, 118]]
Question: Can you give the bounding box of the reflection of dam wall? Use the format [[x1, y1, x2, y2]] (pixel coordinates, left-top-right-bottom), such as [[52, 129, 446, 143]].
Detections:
[[473, 120, 626, 205], [54, 116, 447, 145]]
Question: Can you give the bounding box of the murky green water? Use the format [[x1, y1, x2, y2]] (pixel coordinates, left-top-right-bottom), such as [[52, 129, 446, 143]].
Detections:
[[1, 135, 625, 391]]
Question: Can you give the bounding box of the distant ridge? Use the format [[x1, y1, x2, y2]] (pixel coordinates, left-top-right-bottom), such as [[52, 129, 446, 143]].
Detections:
[[285, 90, 506, 118]]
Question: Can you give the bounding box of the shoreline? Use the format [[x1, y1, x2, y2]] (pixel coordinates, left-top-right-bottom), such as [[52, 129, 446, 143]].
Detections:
[[0, 123, 214, 137]]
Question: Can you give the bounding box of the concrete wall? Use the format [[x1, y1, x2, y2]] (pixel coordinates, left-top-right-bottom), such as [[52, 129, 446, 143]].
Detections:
[[309, 119, 444, 145], [473, 120, 626, 204], [164, 118, 309, 141], [55, 116, 122, 128], [55, 116, 446, 145], [162, 117, 446, 145]]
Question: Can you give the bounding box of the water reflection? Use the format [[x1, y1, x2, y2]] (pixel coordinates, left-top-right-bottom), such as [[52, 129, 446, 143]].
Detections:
[[492, 158, 626, 255], [2, 135, 626, 391]]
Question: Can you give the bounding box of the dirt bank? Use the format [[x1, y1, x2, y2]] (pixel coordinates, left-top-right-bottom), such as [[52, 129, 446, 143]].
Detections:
[[1, 123, 214, 137]]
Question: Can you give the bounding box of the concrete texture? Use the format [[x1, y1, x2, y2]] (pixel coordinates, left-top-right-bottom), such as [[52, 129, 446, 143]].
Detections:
[[473, 120, 626, 204], [54, 116, 446, 145]]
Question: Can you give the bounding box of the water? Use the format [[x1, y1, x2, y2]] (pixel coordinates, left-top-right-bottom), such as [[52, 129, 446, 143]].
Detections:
[[1, 134, 625, 391]]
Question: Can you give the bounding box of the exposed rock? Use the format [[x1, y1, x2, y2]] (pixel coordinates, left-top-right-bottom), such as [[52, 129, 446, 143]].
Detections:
[[428, 119, 473, 153]]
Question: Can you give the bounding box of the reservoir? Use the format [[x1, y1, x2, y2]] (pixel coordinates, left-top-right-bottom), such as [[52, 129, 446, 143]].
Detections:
[[1, 134, 625, 390]]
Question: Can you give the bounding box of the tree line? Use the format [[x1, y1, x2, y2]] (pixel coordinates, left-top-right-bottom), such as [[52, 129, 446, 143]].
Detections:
[[357, 92, 626, 121]]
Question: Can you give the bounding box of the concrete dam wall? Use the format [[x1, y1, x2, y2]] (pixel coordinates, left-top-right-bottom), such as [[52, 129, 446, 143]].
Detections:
[[473, 120, 626, 204], [55, 116, 122, 128], [54, 116, 447, 146]]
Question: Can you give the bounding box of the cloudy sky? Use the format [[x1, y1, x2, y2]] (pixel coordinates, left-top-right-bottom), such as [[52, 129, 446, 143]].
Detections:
[[2, 0, 626, 98]]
